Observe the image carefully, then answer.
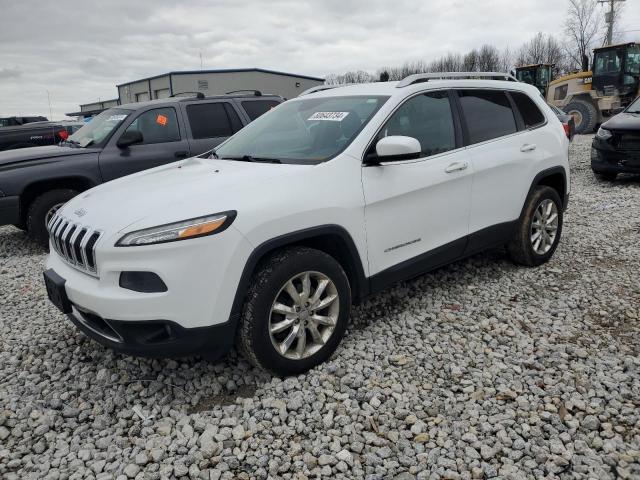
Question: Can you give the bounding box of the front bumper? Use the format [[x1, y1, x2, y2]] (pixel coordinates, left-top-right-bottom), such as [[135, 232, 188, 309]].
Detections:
[[0, 195, 20, 226], [44, 224, 253, 358], [67, 305, 234, 358], [591, 143, 640, 175]]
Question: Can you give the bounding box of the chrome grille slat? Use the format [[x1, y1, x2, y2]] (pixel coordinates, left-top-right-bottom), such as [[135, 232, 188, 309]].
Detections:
[[47, 213, 101, 277]]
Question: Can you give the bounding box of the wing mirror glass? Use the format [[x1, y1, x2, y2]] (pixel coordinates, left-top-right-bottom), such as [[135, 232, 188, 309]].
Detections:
[[117, 130, 143, 148]]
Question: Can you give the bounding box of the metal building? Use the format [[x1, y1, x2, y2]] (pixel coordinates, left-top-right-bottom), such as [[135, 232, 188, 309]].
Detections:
[[67, 68, 324, 120]]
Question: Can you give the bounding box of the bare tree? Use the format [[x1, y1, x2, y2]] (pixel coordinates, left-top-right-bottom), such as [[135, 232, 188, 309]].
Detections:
[[476, 44, 502, 71], [564, 0, 602, 71], [516, 32, 569, 75], [324, 70, 375, 85]]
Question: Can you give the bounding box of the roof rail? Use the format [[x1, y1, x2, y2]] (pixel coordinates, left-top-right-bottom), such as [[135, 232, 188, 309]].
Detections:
[[170, 91, 205, 99], [396, 72, 517, 88], [299, 84, 355, 96], [225, 89, 262, 96]]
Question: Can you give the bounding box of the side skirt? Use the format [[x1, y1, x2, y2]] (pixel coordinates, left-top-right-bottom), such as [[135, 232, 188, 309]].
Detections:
[[368, 221, 517, 295]]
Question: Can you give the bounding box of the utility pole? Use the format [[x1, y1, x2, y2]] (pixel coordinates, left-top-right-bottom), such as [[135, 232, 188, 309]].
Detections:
[[599, 0, 625, 46]]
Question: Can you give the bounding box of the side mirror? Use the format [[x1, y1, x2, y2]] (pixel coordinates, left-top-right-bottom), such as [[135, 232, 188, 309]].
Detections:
[[117, 130, 143, 148], [374, 136, 421, 162]]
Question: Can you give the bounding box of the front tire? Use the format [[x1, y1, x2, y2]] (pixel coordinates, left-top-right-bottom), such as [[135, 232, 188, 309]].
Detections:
[[565, 99, 597, 134], [236, 247, 351, 376], [26, 189, 78, 248], [507, 186, 563, 267]]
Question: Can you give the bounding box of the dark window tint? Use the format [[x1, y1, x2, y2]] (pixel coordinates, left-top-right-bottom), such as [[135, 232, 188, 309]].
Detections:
[[458, 90, 517, 144], [124, 107, 180, 144], [187, 103, 242, 140], [241, 100, 281, 120], [510, 92, 545, 128], [376, 91, 456, 157]]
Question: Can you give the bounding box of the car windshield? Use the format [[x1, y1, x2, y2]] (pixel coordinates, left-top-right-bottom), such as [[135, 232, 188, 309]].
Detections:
[[67, 108, 132, 147], [213, 95, 389, 163], [626, 96, 640, 114]]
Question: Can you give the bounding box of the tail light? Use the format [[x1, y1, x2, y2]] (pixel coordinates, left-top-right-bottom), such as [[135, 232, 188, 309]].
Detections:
[[58, 129, 69, 141], [562, 123, 571, 139]]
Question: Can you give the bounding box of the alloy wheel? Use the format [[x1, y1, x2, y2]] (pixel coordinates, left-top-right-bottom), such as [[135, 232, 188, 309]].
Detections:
[[530, 198, 559, 255], [269, 271, 339, 360]]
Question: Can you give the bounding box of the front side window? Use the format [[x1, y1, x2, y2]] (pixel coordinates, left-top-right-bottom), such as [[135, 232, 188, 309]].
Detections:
[[458, 90, 517, 144], [626, 45, 640, 74], [214, 95, 388, 163], [124, 107, 180, 145], [187, 103, 242, 139], [511, 91, 546, 128], [373, 91, 456, 157], [67, 108, 132, 147]]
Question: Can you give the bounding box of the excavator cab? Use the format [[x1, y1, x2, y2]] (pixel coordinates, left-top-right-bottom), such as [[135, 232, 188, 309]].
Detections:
[[515, 64, 554, 94], [592, 42, 640, 107]]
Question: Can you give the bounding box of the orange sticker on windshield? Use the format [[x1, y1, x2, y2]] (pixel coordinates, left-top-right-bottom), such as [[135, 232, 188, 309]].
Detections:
[[156, 114, 168, 126]]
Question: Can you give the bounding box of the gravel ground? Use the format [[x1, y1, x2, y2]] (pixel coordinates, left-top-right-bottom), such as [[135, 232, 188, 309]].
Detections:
[[1, 134, 639, 480]]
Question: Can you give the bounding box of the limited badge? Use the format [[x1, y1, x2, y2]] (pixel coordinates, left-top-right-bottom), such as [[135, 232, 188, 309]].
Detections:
[[156, 114, 168, 126]]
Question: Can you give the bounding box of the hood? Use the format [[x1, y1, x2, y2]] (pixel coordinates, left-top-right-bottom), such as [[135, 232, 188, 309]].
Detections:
[[60, 156, 312, 234], [602, 112, 640, 131], [0, 144, 96, 167]]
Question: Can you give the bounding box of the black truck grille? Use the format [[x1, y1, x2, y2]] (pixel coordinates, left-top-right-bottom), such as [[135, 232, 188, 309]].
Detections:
[[47, 214, 102, 276]]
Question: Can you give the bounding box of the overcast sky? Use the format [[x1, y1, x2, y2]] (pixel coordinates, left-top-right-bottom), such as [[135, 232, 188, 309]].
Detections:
[[1, 0, 638, 119]]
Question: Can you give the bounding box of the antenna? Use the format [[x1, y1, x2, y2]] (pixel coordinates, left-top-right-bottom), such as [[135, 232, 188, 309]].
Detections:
[[46, 90, 53, 120], [199, 52, 203, 71]]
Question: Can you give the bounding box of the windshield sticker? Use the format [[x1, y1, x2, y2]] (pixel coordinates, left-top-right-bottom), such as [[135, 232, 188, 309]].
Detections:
[[308, 111, 350, 122], [107, 114, 128, 122], [156, 114, 168, 126]]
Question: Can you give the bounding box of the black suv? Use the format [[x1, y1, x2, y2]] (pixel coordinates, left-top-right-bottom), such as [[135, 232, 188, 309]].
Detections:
[[0, 92, 282, 245]]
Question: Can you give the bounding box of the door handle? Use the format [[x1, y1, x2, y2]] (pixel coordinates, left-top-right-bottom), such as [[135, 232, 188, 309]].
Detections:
[[174, 150, 189, 159], [520, 144, 537, 152], [444, 161, 468, 173]]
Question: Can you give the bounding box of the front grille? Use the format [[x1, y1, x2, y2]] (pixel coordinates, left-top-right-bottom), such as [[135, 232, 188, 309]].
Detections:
[[618, 133, 640, 151], [47, 214, 103, 276]]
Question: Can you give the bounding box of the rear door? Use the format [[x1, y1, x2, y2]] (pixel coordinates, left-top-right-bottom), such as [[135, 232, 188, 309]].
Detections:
[[455, 89, 543, 237], [183, 101, 244, 155], [98, 106, 191, 181]]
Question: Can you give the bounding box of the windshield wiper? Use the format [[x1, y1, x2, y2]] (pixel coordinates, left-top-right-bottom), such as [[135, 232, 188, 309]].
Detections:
[[221, 155, 282, 164]]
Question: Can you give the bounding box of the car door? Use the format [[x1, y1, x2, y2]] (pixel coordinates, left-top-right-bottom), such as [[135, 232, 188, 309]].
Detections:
[[362, 90, 473, 279], [455, 89, 543, 238], [184, 101, 244, 155], [98, 106, 190, 181]]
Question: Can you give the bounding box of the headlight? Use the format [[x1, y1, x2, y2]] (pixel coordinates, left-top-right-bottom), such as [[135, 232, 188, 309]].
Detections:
[[596, 127, 612, 140], [116, 211, 236, 246]]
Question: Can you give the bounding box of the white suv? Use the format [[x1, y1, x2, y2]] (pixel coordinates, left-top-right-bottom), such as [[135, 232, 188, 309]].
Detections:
[[44, 73, 570, 375]]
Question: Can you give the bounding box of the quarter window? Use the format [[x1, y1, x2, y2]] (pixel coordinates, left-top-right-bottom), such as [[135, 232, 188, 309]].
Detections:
[[242, 100, 281, 120], [123, 107, 180, 144], [186, 103, 242, 139], [458, 90, 517, 144], [510, 91, 546, 128], [375, 91, 456, 157]]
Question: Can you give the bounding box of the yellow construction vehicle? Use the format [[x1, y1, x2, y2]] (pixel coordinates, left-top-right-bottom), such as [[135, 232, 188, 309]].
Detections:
[[546, 42, 640, 134], [514, 64, 554, 95]]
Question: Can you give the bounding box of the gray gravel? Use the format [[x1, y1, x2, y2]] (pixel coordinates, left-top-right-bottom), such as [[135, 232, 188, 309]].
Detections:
[[1, 134, 639, 480]]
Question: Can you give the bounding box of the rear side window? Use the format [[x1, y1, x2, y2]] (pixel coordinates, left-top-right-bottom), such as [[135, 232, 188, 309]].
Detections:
[[511, 91, 545, 128], [242, 100, 281, 120], [186, 103, 243, 140], [458, 90, 517, 144]]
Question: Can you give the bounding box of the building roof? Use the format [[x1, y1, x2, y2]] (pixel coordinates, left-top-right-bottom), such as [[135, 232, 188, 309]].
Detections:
[[116, 68, 325, 87]]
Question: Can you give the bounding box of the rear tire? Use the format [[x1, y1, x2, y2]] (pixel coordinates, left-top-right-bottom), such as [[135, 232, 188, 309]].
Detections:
[[507, 186, 563, 267], [565, 99, 598, 134], [26, 189, 78, 248], [236, 247, 351, 376]]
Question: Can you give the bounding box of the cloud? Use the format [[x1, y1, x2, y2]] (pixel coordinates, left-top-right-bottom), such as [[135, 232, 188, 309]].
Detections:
[[0, 0, 638, 118]]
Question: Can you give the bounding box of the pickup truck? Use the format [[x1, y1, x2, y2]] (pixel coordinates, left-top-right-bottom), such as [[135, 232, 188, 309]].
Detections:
[[0, 92, 283, 246], [0, 120, 83, 152], [0, 116, 48, 127]]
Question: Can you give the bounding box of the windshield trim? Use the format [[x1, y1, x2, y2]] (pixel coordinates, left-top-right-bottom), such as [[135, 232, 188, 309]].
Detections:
[[212, 95, 391, 165]]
